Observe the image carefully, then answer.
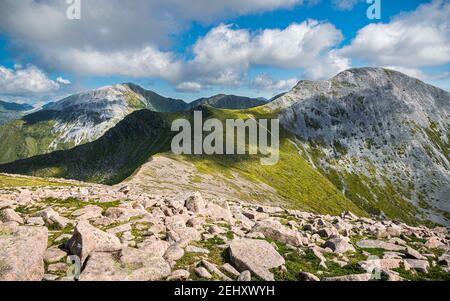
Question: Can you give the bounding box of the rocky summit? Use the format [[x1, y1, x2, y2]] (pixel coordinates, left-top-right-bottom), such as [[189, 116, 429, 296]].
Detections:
[[0, 175, 448, 281]]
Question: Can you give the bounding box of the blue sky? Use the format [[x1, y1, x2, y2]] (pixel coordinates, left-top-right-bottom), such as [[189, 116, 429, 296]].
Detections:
[[0, 0, 449, 104]]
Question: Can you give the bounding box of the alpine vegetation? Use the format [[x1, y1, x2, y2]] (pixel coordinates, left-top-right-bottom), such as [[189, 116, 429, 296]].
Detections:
[[171, 111, 280, 165]]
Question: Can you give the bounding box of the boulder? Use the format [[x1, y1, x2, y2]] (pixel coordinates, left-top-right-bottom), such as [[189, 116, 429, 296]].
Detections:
[[167, 269, 190, 281], [0, 209, 23, 224], [65, 221, 122, 264], [26, 217, 45, 226], [163, 243, 185, 262], [39, 208, 70, 229], [221, 263, 241, 278], [228, 238, 285, 281], [356, 240, 406, 251], [185, 192, 206, 213], [252, 220, 303, 247], [323, 236, 355, 254], [80, 248, 170, 281], [297, 271, 320, 281], [44, 246, 67, 263], [202, 260, 232, 281], [0, 223, 48, 281], [138, 238, 170, 257], [206, 203, 234, 225], [404, 259, 430, 273], [424, 237, 445, 249], [71, 205, 103, 220], [405, 246, 427, 260], [359, 258, 402, 273], [195, 267, 212, 279], [323, 274, 372, 281], [237, 270, 251, 281]]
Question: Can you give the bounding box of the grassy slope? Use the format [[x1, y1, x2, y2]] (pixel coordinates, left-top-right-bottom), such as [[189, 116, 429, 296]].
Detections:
[[0, 111, 77, 164], [0, 107, 429, 224], [179, 107, 365, 215], [0, 110, 177, 184], [0, 174, 75, 188]]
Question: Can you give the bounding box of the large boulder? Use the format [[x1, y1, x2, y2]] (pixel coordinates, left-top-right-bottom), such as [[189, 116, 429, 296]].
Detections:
[[185, 192, 206, 213], [228, 238, 285, 281], [39, 208, 70, 229], [80, 248, 171, 281], [65, 221, 122, 264], [71, 205, 104, 221], [356, 240, 406, 252], [0, 223, 48, 281], [323, 236, 355, 254], [252, 220, 303, 247]]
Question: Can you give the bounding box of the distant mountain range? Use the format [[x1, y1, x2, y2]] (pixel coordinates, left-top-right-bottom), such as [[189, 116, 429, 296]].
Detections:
[[0, 83, 267, 164], [0, 100, 34, 125], [0, 68, 448, 226]]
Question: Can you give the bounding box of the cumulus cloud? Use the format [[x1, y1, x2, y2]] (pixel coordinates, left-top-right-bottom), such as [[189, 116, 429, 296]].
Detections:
[[185, 21, 349, 86], [0, 0, 304, 54], [331, 0, 363, 11], [56, 77, 71, 85], [0, 65, 60, 96], [175, 82, 203, 93], [52, 47, 183, 81], [0, 0, 310, 92], [339, 0, 450, 67], [251, 74, 298, 92]]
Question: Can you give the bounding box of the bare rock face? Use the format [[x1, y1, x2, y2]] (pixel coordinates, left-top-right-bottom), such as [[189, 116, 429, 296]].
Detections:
[[0, 223, 48, 281], [65, 221, 122, 264], [252, 219, 303, 247], [228, 238, 285, 281]]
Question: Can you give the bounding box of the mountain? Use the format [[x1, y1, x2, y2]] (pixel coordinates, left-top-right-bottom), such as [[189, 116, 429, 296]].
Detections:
[[188, 94, 268, 110], [0, 84, 268, 164], [267, 67, 450, 225], [0, 109, 174, 184], [0, 100, 34, 124], [1, 68, 448, 226], [0, 100, 33, 111], [0, 107, 364, 217]]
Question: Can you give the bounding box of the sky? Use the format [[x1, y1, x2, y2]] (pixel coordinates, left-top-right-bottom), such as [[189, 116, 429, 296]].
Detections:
[[0, 0, 449, 105]]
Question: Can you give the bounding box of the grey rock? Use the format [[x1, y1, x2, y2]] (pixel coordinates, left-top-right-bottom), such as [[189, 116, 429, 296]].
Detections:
[[228, 238, 285, 281]]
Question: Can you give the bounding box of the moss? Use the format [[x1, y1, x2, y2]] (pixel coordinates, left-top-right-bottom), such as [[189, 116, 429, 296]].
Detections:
[[393, 264, 450, 281]]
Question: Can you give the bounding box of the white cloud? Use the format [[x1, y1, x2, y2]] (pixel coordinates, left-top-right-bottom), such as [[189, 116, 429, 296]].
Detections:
[[52, 47, 183, 81], [331, 0, 362, 11], [0, 0, 304, 57], [186, 21, 349, 87], [339, 0, 450, 67], [251, 74, 298, 92], [176, 81, 203, 93], [56, 76, 71, 85], [0, 65, 60, 96]]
